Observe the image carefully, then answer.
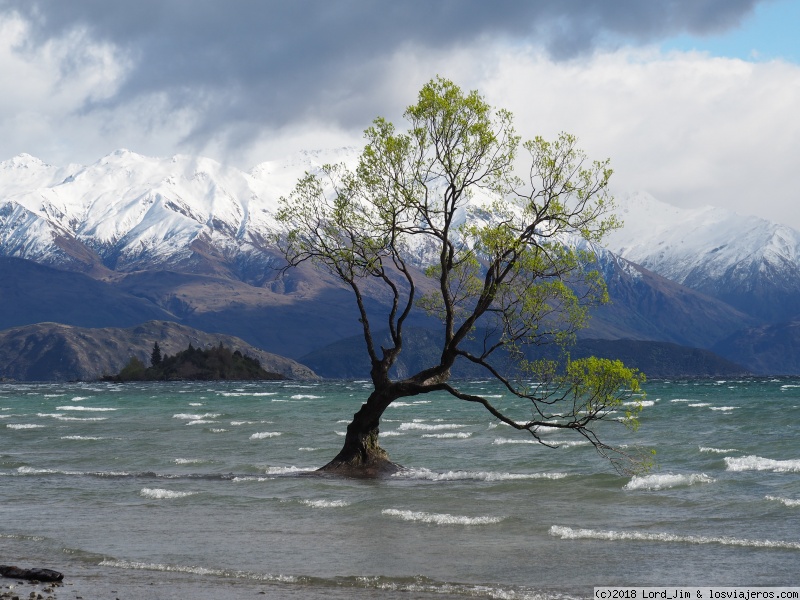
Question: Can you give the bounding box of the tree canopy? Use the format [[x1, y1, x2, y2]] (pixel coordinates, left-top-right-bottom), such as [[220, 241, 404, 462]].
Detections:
[[276, 76, 646, 475]]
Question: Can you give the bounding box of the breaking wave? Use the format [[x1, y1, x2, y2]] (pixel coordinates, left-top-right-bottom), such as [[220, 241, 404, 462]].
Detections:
[[140, 488, 197, 500], [173, 413, 221, 420], [250, 432, 282, 439], [382, 508, 503, 525], [387, 400, 432, 407], [725, 455, 800, 472], [765, 495, 800, 507], [55, 406, 117, 411], [699, 447, 738, 454], [549, 525, 800, 549], [301, 499, 350, 508], [624, 473, 714, 490], [397, 423, 465, 431], [397, 467, 567, 481]]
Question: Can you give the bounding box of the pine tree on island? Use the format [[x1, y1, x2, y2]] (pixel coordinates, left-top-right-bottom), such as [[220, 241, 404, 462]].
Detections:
[[276, 77, 647, 477], [151, 342, 162, 367]]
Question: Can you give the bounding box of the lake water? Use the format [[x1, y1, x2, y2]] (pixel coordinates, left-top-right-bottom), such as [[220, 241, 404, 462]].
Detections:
[[2, 378, 799, 599]]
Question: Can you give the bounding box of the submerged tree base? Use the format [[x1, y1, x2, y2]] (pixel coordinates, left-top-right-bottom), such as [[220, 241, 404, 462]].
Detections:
[[317, 426, 403, 478], [317, 456, 404, 478]]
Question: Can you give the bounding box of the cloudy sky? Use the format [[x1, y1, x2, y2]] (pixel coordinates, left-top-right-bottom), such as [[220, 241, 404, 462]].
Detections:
[[1, 0, 799, 227]]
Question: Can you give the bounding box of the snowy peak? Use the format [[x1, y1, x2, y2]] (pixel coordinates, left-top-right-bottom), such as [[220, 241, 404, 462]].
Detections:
[[3, 153, 48, 168], [0, 153, 82, 196], [0, 147, 366, 277], [0, 149, 294, 273], [604, 192, 800, 320]]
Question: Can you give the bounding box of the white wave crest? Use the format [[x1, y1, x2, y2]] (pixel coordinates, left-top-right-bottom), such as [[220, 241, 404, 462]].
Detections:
[[17, 466, 57, 474], [688, 403, 711, 407], [174, 458, 206, 465], [549, 525, 800, 549], [725, 455, 800, 473], [291, 394, 322, 399], [55, 405, 117, 411], [397, 468, 567, 481], [7, 424, 45, 429], [699, 447, 738, 454], [61, 435, 106, 440], [264, 466, 316, 475], [382, 508, 503, 525], [98, 559, 298, 583], [172, 413, 221, 420], [710, 406, 739, 411], [624, 473, 714, 490], [186, 420, 218, 425], [388, 400, 431, 407], [250, 432, 282, 439], [301, 499, 350, 508], [493, 438, 539, 445], [623, 400, 655, 407], [140, 488, 196, 499], [422, 432, 472, 439], [550, 439, 591, 448], [220, 392, 277, 397], [766, 495, 800, 507], [398, 423, 465, 431]]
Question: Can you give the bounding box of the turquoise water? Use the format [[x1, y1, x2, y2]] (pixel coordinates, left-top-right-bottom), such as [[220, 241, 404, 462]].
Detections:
[[1, 378, 799, 598]]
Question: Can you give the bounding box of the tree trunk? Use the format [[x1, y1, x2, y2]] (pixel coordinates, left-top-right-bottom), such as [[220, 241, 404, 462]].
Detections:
[[318, 387, 403, 477]]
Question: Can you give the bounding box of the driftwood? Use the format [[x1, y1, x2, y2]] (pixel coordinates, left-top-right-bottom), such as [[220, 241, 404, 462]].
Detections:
[[0, 565, 63, 582]]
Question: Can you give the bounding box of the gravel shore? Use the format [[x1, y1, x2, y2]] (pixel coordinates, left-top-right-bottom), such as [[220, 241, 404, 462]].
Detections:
[[1, 580, 62, 600]]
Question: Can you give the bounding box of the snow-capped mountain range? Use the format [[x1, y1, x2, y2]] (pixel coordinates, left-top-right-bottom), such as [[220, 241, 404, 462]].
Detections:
[[0, 148, 355, 275], [4, 149, 799, 318], [604, 191, 800, 321], [3, 149, 800, 375]]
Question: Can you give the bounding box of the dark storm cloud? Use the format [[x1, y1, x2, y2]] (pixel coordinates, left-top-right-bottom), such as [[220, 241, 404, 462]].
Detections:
[[1, 0, 764, 144]]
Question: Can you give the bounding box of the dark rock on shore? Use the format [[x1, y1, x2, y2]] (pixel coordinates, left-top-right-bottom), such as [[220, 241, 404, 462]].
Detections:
[[0, 565, 63, 582]]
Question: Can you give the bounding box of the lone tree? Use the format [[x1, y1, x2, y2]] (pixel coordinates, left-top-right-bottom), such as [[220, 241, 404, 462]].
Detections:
[[276, 77, 645, 476]]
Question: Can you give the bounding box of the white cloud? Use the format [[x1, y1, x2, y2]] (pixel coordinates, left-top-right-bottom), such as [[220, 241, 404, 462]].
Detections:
[[0, 14, 132, 160], [475, 46, 800, 228], [272, 41, 800, 227], [2, 13, 799, 230]]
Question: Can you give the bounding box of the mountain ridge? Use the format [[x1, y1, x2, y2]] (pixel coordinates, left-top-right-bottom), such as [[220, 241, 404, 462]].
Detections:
[[0, 320, 317, 382], [2, 149, 798, 377]]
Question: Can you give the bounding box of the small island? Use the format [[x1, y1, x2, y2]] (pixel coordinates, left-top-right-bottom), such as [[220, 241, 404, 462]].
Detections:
[[103, 342, 285, 381]]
